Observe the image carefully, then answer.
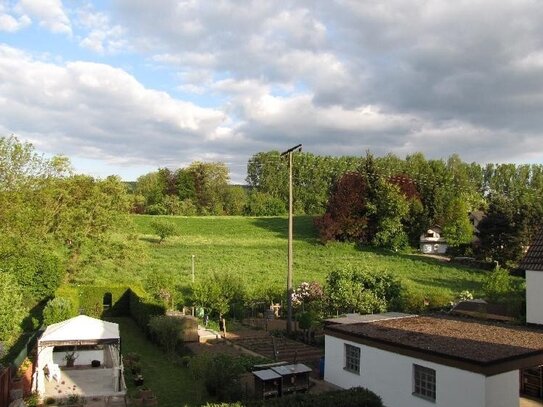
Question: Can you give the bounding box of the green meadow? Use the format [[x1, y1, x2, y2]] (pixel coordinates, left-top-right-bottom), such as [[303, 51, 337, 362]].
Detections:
[[121, 215, 486, 299]]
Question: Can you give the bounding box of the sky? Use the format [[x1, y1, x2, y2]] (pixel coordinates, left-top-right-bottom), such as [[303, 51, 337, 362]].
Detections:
[[2, 0, 543, 183]]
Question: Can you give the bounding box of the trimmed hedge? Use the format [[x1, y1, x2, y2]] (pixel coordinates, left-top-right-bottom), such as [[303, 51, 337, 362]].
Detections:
[[53, 285, 165, 328], [128, 288, 167, 333]]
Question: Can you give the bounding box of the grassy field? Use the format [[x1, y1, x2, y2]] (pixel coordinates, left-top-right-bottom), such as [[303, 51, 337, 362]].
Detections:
[[124, 215, 487, 299]]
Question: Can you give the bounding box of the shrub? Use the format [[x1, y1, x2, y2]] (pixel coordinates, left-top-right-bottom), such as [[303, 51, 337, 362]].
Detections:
[[43, 297, 75, 326], [189, 354, 246, 402], [0, 272, 26, 346], [5, 250, 65, 301], [325, 267, 403, 315], [246, 192, 286, 216], [255, 387, 384, 407], [400, 286, 454, 313], [482, 268, 513, 302], [150, 218, 178, 243], [148, 315, 189, 356]]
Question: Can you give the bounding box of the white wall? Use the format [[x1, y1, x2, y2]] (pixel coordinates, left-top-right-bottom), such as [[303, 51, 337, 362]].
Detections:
[[325, 335, 518, 407], [526, 270, 543, 325], [485, 371, 518, 407], [53, 350, 104, 366]]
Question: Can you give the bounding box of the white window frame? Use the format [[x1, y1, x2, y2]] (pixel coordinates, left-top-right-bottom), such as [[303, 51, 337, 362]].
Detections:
[[413, 364, 436, 402], [344, 343, 360, 374]]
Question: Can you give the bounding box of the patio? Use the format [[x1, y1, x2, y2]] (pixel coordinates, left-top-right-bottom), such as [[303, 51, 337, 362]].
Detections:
[[43, 367, 125, 399]]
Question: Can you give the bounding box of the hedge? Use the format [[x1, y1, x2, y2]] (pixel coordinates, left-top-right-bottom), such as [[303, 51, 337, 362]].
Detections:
[[53, 285, 165, 328], [255, 387, 384, 407], [128, 288, 167, 333], [204, 387, 384, 407]]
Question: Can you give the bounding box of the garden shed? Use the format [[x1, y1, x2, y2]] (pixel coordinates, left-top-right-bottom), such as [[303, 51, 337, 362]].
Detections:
[[33, 315, 125, 398]]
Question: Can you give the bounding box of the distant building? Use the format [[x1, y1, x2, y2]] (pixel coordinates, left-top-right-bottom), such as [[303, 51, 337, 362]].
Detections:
[[324, 312, 543, 407], [420, 225, 448, 254]]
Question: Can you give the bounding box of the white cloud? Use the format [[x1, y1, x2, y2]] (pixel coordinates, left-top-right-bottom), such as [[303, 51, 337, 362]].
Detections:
[[16, 0, 71, 34], [0, 3, 30, 32], [0, 45, 230, 170], [76, 5, 127, 54]]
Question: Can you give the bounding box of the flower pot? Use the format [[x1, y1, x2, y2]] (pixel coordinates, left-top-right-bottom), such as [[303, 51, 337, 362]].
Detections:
[[91, 360, 101, 368], [138, 389, 153, 400]]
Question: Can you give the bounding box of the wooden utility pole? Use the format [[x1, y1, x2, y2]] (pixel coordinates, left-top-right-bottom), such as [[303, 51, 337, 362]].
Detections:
[[281, 144, 302, 334]]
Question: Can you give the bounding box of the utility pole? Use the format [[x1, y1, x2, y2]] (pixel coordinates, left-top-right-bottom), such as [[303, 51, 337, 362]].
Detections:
[[281, 144, 302, 334], [191, 254, 195, 283]]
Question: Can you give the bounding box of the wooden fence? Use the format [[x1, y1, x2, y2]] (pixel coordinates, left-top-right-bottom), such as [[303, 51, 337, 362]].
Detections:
[[0, 366, 11, 407]]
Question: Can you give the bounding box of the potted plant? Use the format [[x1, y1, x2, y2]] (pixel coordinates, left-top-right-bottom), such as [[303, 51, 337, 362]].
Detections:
[[64, 351, 79, 368], [133, 374, 144, 386], [66, 394, 86, 407], [131, 361, 142, 375]]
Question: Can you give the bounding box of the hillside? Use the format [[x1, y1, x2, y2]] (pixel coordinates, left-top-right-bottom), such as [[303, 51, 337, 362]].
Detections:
[[125, 215, 486, 301]]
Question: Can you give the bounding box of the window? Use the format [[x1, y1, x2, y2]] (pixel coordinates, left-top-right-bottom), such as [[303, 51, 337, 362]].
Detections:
[[413, 364, 436, 402], [344, 344, 360, 374]]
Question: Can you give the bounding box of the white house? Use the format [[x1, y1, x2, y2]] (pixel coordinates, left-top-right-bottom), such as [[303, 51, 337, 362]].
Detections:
[[420, 225, 448, 254], [519, 228, 543, 325], [324, 313, 543, 407]]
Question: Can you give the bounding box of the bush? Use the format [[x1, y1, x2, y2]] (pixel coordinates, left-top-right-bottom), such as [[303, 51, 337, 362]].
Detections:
[[325, 267, 403, 315], [150, 218, 178, 243], [246, 192, 286, 216], [189, 354, 246, 402], [148, 315, 189, 356], [43, 297, 75, 326], [482, 268, 513, 302], [5, 250, 65, 301], [400, 286, 453, 313], [0, 273, 26, 346], [255, 387, 384, 407]]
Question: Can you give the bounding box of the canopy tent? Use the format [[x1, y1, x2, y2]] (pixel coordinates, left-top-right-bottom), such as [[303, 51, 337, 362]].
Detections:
[[33, 315, 124, 395]]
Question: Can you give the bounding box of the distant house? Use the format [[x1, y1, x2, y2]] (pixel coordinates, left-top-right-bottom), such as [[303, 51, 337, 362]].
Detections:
[[324, 312, 543, 407], [420, 225, 448, 254]]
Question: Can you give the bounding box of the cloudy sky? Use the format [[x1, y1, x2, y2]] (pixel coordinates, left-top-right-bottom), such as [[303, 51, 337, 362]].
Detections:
[[2, 0, 543, 182]]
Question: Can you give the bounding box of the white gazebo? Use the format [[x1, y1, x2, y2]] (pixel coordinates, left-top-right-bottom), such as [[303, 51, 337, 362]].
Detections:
[[33, 315, 125, 398]]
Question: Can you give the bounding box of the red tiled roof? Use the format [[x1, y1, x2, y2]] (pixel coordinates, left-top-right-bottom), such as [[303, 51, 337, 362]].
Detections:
[[519, 228, 543, 271]]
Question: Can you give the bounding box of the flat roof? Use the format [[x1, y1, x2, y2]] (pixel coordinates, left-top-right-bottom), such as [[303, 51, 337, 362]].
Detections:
[[253, 369, 281, 381], [325, 312, 415, 325], [271, 364, 312, 376], [325, 314, 543, 375]]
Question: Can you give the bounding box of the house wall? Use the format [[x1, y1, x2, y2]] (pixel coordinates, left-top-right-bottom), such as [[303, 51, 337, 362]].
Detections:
[[324, 335, 518, 407], [526, 270, 543, 325], [420, 243, 448, 254], [484, 370, 518, 407], [53, 350, 104, 366]]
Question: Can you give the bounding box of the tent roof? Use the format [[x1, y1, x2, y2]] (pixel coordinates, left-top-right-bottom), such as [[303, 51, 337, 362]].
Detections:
[[39, 315, 119, 345]]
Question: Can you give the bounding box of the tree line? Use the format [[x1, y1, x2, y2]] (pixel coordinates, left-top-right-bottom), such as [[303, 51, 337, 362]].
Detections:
[[130, 162, 286, 216], [0, 136, 138, 350], [247, 150, 543, 267], [132, 149, 543, 267]]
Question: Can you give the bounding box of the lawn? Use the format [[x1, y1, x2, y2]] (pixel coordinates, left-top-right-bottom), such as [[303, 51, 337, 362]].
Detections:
[[122, 215, 487, 298], [111, 317, 206, 407]]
